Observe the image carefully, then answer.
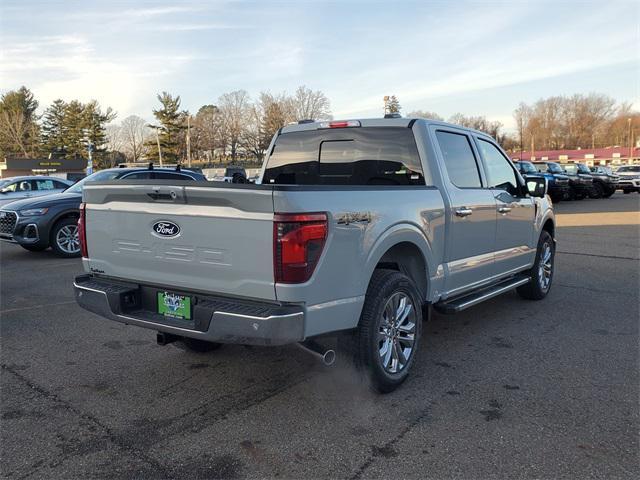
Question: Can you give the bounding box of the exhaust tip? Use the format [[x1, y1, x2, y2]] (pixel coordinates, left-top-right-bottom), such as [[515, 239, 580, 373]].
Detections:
[[322, 349, 336, 366]]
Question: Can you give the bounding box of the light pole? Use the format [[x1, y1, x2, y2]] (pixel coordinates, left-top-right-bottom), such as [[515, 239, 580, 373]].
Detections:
[[186, 115, 191, 168], [148, 124, 165, 166], [628, 118, 633, 164], [87, 141, 93, 175]]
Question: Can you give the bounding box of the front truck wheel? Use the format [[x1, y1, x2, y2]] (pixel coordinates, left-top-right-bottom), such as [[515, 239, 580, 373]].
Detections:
[[347, 269, 422, 393], [517, 230, 555, 300]]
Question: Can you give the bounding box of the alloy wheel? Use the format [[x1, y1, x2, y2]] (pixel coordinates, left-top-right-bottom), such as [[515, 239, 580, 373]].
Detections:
[[56, 225, 80, 254], [378, 292, 417, 374], [538, 242, 553, 291]]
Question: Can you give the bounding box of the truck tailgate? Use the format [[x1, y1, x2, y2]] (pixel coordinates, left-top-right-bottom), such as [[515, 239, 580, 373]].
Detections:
[[82, 182, 276, 300]]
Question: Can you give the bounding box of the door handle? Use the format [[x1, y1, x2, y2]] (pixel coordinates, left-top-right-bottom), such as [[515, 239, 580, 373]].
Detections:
[[455, 208, 473, 217], [498, 206, 512, 214]]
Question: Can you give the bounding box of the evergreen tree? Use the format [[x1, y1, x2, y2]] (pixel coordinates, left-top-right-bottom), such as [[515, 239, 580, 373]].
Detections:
[[146, 92, 186, 163], [41, 99, 116, 163], [63, 100, 86, 159], [41, 99, 67, 156], [83, 100, 117, 167], [387, 95, 401, 114]]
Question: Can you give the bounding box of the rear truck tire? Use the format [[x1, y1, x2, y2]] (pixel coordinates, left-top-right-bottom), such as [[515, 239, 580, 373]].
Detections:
[[20, 244, 48, 252], [517, 230, 555, 301], [568, 187, 580, 200], [346, 269, 422, 393], [175, 337, 222, 353], [50, 217, 81, 258], [590, 183, 604, 199], [623, 189, 631, 194]]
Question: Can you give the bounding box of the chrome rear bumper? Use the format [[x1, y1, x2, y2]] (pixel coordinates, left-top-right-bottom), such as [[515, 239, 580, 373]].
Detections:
[[74, 274, 305, 346]]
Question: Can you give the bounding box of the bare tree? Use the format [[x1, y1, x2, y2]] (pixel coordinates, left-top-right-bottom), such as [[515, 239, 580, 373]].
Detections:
[[291, 85, 331, 121], [106, 124, 125, 154], [406, 110, 443, 121], [448, 113, 504, 141], [219, 90, 251, 161], [120, 115, 150, 161], [192, 105, 227, 162]]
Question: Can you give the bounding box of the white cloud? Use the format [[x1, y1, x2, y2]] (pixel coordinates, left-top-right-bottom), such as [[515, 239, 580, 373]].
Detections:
[[0, 32, 197, 118]]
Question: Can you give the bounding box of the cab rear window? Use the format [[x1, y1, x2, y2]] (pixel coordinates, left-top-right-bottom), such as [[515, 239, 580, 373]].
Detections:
[[262, 127, 426, 186]]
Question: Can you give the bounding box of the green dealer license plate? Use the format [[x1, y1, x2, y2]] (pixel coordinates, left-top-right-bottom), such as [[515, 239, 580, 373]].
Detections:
[[157, 292, 191, 320]]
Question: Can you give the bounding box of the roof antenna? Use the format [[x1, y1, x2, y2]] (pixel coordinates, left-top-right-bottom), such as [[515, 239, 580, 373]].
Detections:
[[176, 164, 181, 171], [148, 162, 154, 170]]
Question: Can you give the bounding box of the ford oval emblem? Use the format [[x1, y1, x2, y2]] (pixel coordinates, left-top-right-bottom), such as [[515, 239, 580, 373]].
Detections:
[[152, 220, 180, 238]]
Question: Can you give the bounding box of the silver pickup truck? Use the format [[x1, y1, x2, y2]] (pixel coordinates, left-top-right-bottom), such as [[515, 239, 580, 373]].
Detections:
[[74, 118, 555, 392]]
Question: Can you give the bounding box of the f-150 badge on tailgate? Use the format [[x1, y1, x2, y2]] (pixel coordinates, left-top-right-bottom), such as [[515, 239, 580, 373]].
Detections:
[[152, 220, 181, 238]]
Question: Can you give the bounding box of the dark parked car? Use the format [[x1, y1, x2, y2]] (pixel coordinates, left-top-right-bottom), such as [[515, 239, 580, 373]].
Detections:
[[560, 163, 597, 199], [515, 161, 570, 202], [534, 161, 591, 200], [0, 166, 206, 257], [587, 165, 618, 198]]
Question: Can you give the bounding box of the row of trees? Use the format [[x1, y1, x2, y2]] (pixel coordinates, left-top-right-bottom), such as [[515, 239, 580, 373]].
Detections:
[[406, 93, 638, 152], [1, 87, 636, 168], [0, 87, 116, 164], [512, 93, 638, 152], [107, 86, 332, 165], [0, 85, 331, 168], [407, 109, 507, 144]]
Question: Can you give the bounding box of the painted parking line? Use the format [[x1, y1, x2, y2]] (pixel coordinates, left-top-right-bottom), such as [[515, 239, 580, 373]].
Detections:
[[556, 211, 640, 227]]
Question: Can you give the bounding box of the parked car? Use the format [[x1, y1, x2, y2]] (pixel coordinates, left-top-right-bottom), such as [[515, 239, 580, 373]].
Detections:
[[223, 166, 247, 183], [587, 165, 618, 197], [0, 176, 72, 207], [534, 162, 589, 200], [0, 166, 206, 257], [615, 165, 640, 193], [560, 163, 598, 199], [74, 118, 555, 393], [515, 160, 569, 202]]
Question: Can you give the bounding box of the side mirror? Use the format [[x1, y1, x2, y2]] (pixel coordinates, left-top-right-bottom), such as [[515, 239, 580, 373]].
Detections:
[[526, 177, 548, 198]]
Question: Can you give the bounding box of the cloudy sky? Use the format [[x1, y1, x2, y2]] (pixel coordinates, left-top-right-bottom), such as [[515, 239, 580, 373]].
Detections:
[[1, 0, 637, 130]]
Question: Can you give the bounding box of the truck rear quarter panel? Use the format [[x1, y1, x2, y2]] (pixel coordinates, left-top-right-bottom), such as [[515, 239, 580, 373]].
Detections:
[[273, 187, 445, 336]]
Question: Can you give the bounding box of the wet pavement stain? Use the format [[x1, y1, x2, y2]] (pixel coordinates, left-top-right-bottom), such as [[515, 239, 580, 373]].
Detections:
[[489, 337, 513, 348], [103, 340, 123, 350], [371, 445, 398, 458], [434, 361, 452, 368], [480, 400, 503, 421]]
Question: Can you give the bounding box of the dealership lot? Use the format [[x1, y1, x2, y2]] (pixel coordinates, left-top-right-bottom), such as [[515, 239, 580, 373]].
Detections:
[[1, 194, 638, 479]]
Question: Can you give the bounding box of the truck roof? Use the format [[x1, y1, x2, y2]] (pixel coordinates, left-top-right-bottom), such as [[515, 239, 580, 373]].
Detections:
[[280, 117, 494, 140]]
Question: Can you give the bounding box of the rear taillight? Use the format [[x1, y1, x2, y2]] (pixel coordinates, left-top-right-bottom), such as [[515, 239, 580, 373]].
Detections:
[[274, 213, 328, 283], [78, 202, 88, 258]]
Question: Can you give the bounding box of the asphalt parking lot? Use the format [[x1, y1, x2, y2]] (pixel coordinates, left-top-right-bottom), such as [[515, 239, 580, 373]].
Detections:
[[1, 193, 639, 479]]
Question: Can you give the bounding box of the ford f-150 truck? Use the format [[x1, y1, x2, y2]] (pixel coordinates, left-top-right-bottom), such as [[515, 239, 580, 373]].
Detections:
[[74, 118, 555, 392]]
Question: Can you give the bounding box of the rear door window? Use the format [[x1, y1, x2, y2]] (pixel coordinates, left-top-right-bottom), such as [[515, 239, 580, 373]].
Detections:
[[35, 179, 55, 191], [435, 131, 482, 188], [262, 127, 426, 186]]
